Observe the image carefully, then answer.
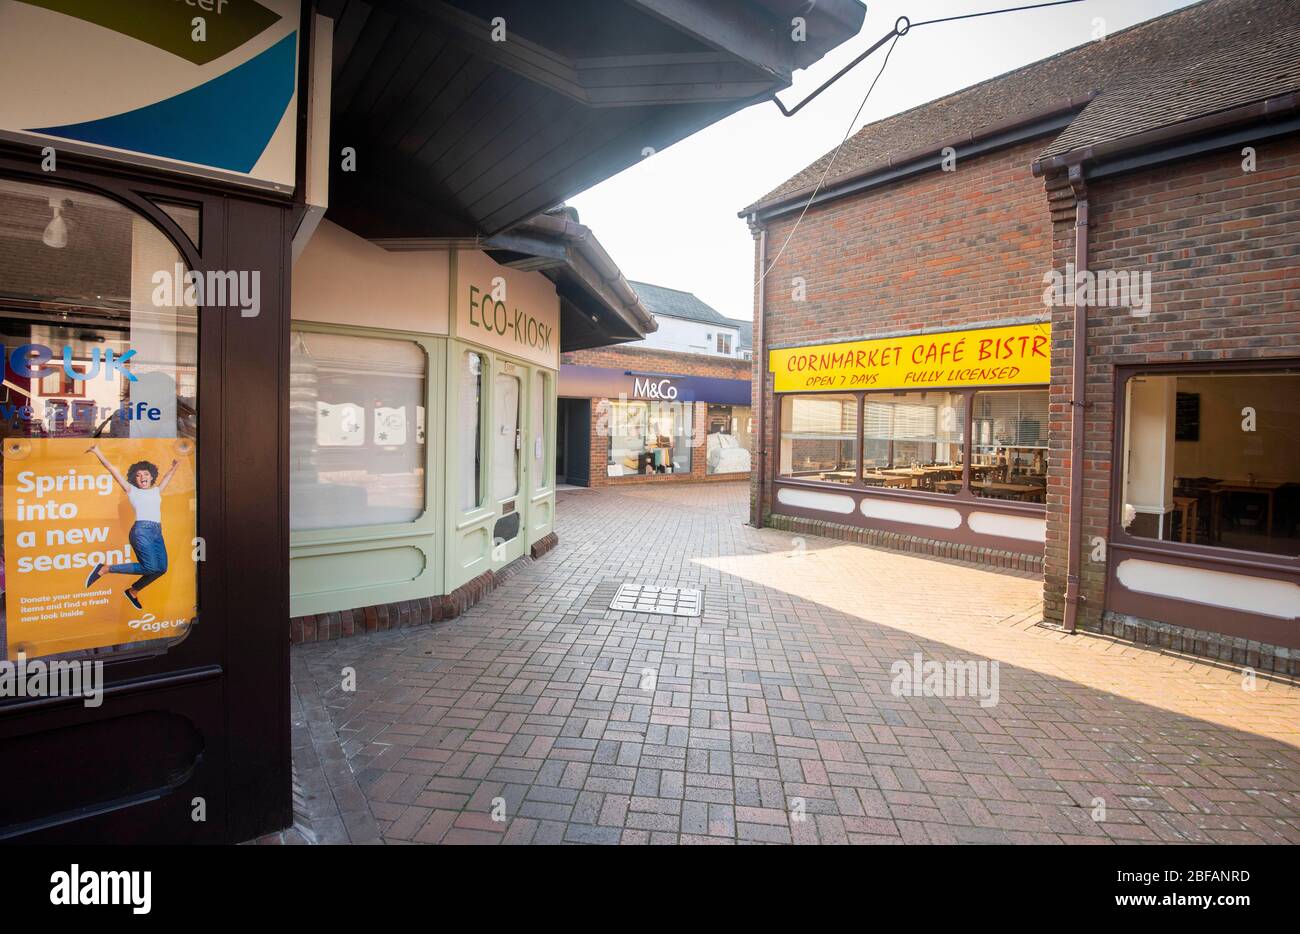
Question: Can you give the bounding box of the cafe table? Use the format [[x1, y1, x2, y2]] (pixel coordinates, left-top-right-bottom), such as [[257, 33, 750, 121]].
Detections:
[[1210, 479, 1282, 539], [972, 481, 1044, 502], [865, 471, 914, 488]]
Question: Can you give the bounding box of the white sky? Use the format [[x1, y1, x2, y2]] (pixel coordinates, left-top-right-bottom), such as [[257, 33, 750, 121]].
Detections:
[[568, 0, 1195, 322]]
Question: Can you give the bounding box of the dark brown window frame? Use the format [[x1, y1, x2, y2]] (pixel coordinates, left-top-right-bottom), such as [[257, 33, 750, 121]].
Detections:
[[1109, 360, 1300, 573], [772, 385, 1049, 515]]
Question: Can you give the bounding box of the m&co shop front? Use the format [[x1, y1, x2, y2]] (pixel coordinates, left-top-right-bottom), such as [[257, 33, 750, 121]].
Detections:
[[765, 322, 1051, 568]]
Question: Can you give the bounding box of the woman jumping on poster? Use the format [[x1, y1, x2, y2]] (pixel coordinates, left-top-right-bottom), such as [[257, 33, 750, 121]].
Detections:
[[83, 445, 180, 610]]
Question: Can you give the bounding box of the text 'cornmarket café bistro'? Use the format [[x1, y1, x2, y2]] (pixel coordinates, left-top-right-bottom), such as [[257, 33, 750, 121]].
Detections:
[[768, 322, 1052, 555], [0, 0, 867, 843]]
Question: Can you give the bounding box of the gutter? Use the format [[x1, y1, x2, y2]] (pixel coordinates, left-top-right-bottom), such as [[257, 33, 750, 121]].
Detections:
[[743, 94, 1096, 221], [1031, 91, 1299, 177], [496, 212, 657, 335]]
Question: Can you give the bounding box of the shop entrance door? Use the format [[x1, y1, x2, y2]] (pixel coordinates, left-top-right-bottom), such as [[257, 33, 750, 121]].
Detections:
[[491, 363, 526, 566], [0, 163, 291, 844]]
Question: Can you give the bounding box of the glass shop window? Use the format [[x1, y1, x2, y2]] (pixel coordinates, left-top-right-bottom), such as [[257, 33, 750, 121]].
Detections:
[[532, 371, 549, 492], [1121, 369, 1300, 556], [705, 404, 752, 475], [289, 331, 426, 531], [460, 351, 485, 510], [0, 176, 199, 662], [970, 390, 1048, 503], [494, 369, 521, 498], [862, 391, 964, 494], [778, 394, 858, 484], [606, 400, 693, 477]]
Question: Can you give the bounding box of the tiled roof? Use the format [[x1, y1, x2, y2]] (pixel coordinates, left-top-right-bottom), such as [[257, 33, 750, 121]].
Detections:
[[628, 280, 732, 325], [728, 319, 754, 352], [1040, 15, 1300, 159], [744, 0, 1298, 214]]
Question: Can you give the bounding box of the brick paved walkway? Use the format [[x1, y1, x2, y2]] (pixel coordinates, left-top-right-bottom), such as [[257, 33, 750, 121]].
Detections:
[[282, 482, 1300, 844]]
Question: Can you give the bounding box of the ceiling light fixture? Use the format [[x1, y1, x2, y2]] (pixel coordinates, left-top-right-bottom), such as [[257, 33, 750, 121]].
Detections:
[[42, 197, 68, 249]]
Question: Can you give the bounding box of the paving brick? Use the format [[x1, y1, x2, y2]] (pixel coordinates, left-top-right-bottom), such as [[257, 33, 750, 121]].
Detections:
[[287, 483, 1300, 846]]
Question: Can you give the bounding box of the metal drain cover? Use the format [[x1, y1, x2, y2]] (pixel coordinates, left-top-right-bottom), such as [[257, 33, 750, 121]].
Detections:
[[610, 584, 702, 618]]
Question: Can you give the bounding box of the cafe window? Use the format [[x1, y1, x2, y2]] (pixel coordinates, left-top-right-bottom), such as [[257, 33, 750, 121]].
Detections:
[[862, 391, 964, 494], [706, 404, 752, 475], [607, 400, 692, 476], [461, 351, 485, 510], [778, 394, 858, 484], [290, 330, 426, 531], [1121, 368, 1299, 556], [970, 390, 1047, 502], [0, 176, 199, 661]]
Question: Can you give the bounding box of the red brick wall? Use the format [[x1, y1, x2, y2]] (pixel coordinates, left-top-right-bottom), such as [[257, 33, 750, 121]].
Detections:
[[562, 344, 752, 487], [1042, 135, 1300, 628], [751, 137, 1056, 523]]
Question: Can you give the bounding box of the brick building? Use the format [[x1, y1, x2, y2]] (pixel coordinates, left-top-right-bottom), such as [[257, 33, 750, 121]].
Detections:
[[742, 0, 1299, 670], [558, 282, 753, 487]]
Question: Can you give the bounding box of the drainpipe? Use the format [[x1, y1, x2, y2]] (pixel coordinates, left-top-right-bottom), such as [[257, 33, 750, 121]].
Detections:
[[750, 217, 768, 529], [1062, 162, 1088, 633]]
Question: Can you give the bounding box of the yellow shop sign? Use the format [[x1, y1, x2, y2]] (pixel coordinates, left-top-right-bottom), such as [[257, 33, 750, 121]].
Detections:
[[770, 323, 1050, 393]]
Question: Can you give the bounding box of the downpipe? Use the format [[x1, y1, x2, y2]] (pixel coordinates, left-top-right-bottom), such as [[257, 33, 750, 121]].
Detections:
[[1063, 163, 1088, 633]]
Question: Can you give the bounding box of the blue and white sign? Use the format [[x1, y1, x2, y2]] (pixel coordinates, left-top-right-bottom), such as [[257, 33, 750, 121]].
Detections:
[[0, 0, 300, 191]]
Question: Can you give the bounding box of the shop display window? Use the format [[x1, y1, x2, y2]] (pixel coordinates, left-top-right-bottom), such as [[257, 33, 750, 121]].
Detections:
[[290, 330, 426, 530], [0, 177, 199, 661], [777, 387, 1049, 504], [533, 371, 549, 491], [778, 394, 858, 484], [969, 391, 1047, 502], [706, 403, 752, 475], [862, 391, 964, 494], [1121, 369, 1299, 556], [607, 400, 692, 477], [460, 351, 485, 510]]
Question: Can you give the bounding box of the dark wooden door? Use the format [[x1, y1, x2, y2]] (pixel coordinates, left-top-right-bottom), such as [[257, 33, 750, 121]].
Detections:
[[0, 155, 292, 843]]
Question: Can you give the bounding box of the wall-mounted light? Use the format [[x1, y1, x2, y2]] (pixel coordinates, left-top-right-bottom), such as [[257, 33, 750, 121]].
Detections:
[[42, 198, 68, 249]]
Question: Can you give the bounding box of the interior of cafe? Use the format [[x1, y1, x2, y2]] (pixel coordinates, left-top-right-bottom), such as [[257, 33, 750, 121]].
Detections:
[[778, 388, 1049, 502], [1121, 369, 1299, 557]]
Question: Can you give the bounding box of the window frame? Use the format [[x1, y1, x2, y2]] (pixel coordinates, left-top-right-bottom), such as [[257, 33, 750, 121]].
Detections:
[[772, 385, 1048, 513], [288, 320, 441, 547], [605, 397, 694, 476], [1109, 360, 1300, 570]]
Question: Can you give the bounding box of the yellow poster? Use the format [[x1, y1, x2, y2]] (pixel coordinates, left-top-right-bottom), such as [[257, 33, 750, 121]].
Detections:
[[3, 437, 197, 660], [770, 323, 1050, 393]]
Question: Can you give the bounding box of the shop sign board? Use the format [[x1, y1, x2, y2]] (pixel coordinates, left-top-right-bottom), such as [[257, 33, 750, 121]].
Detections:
[[456, 270, 561, 371], [3, 437, 198, 659], [558, 365, 751, 405], [0, 0, 301, 191], [770, 323, 1050, 393]]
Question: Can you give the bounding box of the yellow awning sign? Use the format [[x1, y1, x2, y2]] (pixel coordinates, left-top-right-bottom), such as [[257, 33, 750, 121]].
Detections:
[[770, 323, 1050, 393]]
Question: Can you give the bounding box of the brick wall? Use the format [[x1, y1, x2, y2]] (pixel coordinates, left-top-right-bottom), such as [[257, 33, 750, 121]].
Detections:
[[1042, 134, 1300, 629], [751, 137, 1056, 527], [561, 343, 752, 487]]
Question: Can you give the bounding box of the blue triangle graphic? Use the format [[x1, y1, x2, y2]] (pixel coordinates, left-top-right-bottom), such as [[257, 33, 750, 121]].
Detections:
[[31, 32, 297, 174]]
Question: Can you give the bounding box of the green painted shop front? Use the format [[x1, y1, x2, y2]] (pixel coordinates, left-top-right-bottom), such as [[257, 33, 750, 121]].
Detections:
[[289, 223, 558, 623]]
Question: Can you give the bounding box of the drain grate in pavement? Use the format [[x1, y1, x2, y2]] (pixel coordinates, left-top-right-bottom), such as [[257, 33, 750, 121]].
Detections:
[[609, 583, 702, 618]]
